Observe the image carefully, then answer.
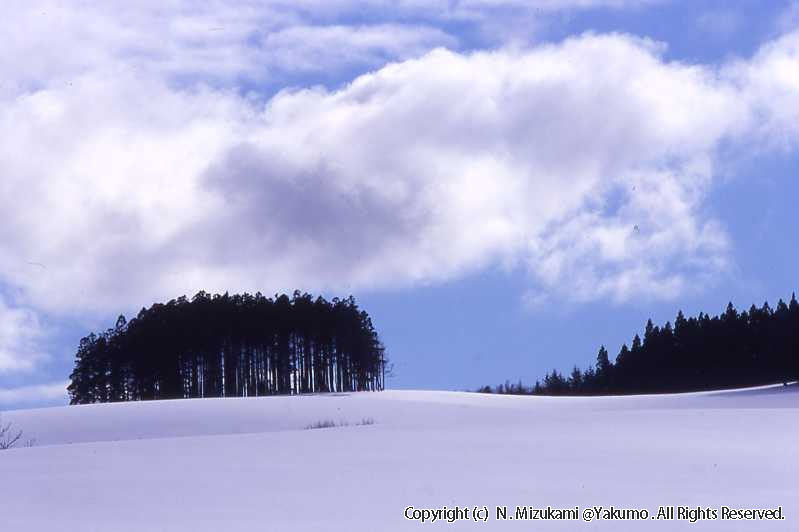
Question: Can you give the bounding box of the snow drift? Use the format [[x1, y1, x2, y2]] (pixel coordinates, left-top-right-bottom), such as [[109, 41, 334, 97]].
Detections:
[[0, 385, 797, 531]]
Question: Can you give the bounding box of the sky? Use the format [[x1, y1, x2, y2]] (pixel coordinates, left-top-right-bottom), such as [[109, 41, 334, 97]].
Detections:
[[1, 0, 798, 408]]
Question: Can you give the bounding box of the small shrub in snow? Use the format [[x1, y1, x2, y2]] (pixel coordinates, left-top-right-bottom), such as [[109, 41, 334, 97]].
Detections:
[[305, 419, 346, 430], [0, 416, 23, 450], [304, 418, 376, 429]]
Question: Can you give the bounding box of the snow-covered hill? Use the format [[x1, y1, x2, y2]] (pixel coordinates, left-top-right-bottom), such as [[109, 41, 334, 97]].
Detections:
[[1, 385, 796, 531]]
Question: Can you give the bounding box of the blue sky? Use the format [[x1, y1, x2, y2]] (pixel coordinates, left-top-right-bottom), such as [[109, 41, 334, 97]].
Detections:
[[1, 0, 798, 408]]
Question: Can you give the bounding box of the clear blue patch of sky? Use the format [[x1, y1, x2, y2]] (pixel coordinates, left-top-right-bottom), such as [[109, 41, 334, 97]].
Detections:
[[706, 147, 799, 306], [361, 269, 692, 391]]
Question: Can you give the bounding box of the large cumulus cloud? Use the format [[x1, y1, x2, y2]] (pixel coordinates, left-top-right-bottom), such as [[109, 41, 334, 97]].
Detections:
[[1, 1, 798, 374]]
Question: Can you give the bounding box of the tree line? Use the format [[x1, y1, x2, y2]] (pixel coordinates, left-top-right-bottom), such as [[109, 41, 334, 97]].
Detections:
[[68, 291, 387, 404], [481, 294, 799, 396]]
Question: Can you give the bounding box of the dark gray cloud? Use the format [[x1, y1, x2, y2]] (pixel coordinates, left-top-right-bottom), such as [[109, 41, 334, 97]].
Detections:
[[195, 142, 431, 282]]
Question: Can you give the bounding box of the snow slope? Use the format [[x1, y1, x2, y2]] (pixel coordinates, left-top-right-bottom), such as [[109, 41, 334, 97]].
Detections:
[[0, 385, 797, 531]]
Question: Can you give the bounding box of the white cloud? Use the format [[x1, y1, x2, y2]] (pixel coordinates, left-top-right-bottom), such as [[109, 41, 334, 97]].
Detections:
[[0, 297, 47, 372], [726, 31, 799, 147], [0, 381, 68, 406], [225, 36, 746, 303], [3, 30, 796, 321]]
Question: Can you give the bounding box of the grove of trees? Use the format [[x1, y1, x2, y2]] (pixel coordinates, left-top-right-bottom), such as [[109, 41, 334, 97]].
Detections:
[[481, 294, 799, 396], [68, 291, 386, 404]]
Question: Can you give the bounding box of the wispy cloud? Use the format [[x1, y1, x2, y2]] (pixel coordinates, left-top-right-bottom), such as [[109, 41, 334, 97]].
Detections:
[[260, 24, 457, 73], [1, 0, 665, 95]]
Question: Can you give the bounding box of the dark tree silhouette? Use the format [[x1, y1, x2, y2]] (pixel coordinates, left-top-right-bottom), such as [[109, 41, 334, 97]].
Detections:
[[68, 291, 387, 404], [483, 294, 799, 396]]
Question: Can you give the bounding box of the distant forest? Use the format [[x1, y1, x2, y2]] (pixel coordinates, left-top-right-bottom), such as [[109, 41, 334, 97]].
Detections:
[[481, 294, 799, 396], [68, 291, 386, 404]]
